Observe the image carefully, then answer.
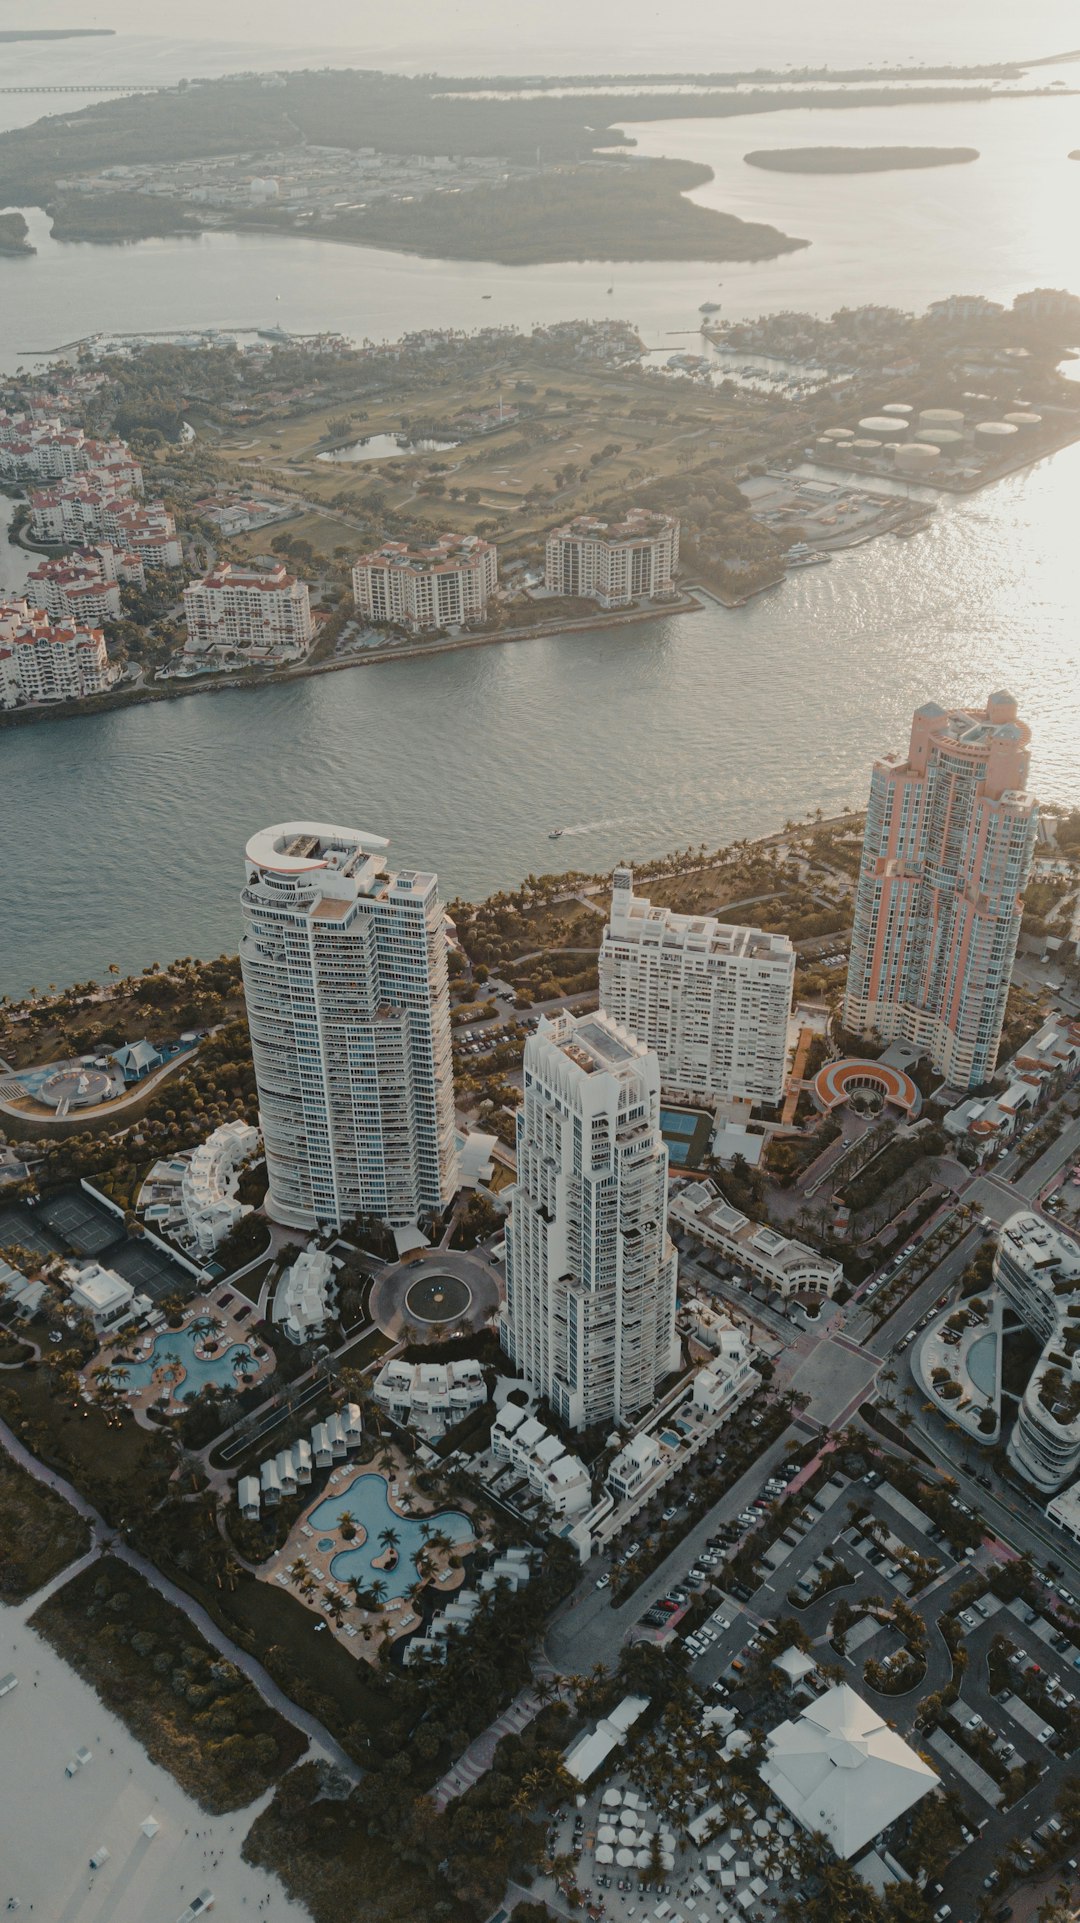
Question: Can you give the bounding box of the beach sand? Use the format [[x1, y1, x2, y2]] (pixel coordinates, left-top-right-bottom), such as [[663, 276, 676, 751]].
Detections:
[[0, 1604, 310, 1921]]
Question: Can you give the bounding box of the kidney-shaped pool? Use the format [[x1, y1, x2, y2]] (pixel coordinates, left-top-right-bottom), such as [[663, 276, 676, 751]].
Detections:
[[306, 1472, 473, 1599]]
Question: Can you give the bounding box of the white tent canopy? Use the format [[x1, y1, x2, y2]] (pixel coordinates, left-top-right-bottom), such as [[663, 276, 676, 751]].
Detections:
[[759, 1682, 939, 1861]]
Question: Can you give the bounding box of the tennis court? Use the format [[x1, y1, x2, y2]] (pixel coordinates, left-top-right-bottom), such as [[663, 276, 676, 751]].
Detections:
[[37, 1190, 120, 1257], [109, 1238, 190, 1302], [0, 1204, 65, 1261]]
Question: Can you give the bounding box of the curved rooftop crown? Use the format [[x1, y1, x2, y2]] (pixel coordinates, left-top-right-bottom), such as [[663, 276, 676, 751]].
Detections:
[[245, 821, 390, 875]]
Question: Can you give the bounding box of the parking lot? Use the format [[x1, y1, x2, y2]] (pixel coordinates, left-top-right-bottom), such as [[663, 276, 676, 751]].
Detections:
[[628, 1455, 1080, 1916]]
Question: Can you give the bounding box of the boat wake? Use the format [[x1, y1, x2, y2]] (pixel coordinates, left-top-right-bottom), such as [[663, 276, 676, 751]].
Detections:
[[557, 817, 625, 837]]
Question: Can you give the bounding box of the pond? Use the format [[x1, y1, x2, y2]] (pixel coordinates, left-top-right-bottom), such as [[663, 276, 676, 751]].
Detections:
[[316, 433, 459, 462], [306, 1471, 473, 1600]]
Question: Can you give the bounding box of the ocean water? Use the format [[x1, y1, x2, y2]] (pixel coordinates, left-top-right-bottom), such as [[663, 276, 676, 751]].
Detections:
[[2, 5, 1079, 996]]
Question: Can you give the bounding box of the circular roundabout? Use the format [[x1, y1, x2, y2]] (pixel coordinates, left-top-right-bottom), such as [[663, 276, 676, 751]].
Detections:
[[404, 1272, 473, 1325], [369, 1250, 503, 1340]]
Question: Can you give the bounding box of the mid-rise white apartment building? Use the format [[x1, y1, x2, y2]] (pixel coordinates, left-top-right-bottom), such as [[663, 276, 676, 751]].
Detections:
[[545, 509, 679, 608], [0, 600, 113, 707], [105, 503, 182, 569], [352, 533, 497, 632], [996, 1212, 1080, 1493], [501, 1009, 680, 1430], [25, 549, 123, 625], [30, 478, 125, 545], [184, 562, 313, 658], [239, 821, 458, 1232], [599, 867, 794, 1106]]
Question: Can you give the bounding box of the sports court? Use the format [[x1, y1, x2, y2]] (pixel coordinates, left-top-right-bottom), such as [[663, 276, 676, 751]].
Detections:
[[37, 1188, 121, 1257]]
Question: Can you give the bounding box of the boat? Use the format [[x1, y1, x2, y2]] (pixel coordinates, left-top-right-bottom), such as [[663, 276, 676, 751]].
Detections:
[[481, 294, 492, 300], [548, 827, 564, 840], [699, 300, 721, 314]]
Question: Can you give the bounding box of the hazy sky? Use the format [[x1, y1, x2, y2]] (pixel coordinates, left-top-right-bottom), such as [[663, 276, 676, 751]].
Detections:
[[15, 0, 1080, 73]]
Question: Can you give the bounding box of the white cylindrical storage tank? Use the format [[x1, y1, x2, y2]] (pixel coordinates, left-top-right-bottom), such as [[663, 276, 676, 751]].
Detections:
[[850, 437, 882, 451], [919, 407, 964, 430], [894, 442, 940, 472], [914, 426, 963, 446], [975, 420, 1019, 445], [1003, 411, 1041, 427], [881, 402, 913, 416], [858, 415, 908, 438], [821, 426, 855, 440]]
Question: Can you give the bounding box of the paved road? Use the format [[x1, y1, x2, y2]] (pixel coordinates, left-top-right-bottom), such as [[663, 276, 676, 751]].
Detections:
[[545, 1423, 801, 1673], [0, 1411, 361, 1782]]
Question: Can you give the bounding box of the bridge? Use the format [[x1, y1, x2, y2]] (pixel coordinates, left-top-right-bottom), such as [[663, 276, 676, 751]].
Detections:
[[0, 83, 161, 94]]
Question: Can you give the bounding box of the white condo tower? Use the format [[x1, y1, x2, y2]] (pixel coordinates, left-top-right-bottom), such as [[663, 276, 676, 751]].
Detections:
[[502, 1009, 680, 1430], [239, 822, 458, 1233], [599, 867, 794, 1106]]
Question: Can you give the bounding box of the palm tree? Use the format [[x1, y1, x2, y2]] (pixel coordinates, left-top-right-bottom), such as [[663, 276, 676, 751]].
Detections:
[[338, 1508, 359, 1541]]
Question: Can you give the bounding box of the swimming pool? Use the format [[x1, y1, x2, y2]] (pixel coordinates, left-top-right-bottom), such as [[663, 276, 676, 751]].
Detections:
[[122, 1322, 259, 1399], [967, 1331, 998, 1398], [306, 1472, 473, 1600]]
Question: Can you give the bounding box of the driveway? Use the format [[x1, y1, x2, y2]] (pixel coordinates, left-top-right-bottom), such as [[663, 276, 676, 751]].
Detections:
[[545, 1423, 801, 1673]]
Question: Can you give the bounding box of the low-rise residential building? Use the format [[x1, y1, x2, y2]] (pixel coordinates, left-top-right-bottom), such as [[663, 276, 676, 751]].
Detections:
[[183, 561, 314, 659], [997, 1212, 1080, 1493], [944, 1016, 1080, 1155], [0, 601, 114, 707], [179, 1120, 259, 1253], [599, 866, 794, 1106], [670, 1178, 843, 1303], [352, 533, 498, 632], [544, 509, 679, 607], [273, 1247, 338, 1344], [568, 1333, 760, 1558], [66, 1262, 137, 1335], [490, 1403, 592, 1516], [372, 1357, 488, 1436], [238, 1474, 261, 1520], [140, 1120, 260, 1254]]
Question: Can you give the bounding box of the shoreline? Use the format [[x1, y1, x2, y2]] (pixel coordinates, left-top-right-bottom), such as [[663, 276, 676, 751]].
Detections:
[[0, 593, 705, 729]]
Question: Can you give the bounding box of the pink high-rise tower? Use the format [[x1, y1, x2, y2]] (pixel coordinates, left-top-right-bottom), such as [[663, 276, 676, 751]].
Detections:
[[843, 692, 1037, 1090]]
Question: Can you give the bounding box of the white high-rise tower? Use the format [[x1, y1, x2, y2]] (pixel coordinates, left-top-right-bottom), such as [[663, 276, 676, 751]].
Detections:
[[502, 1009, 680, 1431], [599, 868, 794, 1106], [239, 821, 458, 1233]]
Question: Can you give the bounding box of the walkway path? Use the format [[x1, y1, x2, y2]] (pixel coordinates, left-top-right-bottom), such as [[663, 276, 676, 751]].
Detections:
[[0, 1044, 199, 1130], [430, 1681, 556, 1811], [0, 1410, 362, 1782]]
